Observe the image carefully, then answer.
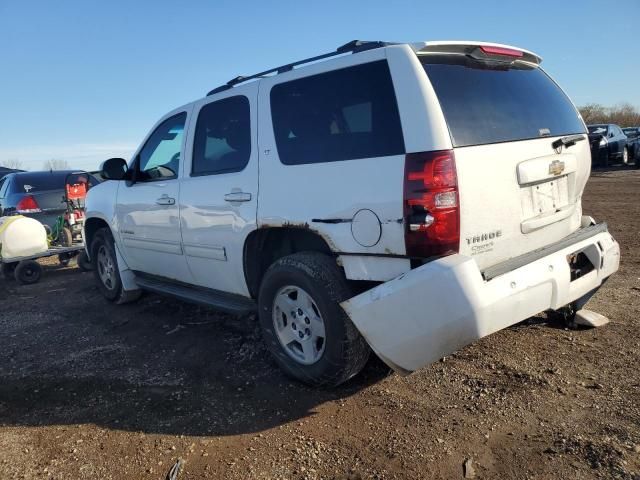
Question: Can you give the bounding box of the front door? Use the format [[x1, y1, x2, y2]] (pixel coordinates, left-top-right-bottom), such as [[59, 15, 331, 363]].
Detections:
[[115, 110, 193, 282], [179, 86, 258, 296]]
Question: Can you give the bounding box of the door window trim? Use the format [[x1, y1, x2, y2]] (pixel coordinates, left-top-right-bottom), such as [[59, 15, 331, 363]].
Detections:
[[190, 95, 252, 177], [129, 112, 188, 184]]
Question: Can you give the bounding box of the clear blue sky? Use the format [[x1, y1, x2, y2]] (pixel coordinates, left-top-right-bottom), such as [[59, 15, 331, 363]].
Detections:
[[0, 0, 637, 171]]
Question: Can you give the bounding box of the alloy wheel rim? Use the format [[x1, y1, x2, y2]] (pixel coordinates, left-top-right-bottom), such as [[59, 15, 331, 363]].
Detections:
[[97, 245, 115, 290], [272, 285, 326, 365]]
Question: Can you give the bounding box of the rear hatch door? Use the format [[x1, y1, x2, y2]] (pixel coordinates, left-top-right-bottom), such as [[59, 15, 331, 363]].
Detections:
[[418, 48, 590, 271]]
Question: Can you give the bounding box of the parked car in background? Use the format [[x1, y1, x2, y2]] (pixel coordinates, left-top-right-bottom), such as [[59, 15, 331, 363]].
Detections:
[[0, 170, 99, 234], [85, 40, 619, 387], [622, 127, 640, 165], [587, 124, 628, 167], [0, 166, 24, 179]]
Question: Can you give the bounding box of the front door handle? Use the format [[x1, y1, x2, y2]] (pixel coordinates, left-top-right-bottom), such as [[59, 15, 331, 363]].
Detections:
[[156, 195, 175, 206], [224, 192, 252, 202]]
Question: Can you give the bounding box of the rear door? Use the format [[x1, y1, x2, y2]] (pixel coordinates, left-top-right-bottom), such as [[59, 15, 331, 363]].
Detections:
[[179, 85, 258, 296], [418, 51, 589, 270]]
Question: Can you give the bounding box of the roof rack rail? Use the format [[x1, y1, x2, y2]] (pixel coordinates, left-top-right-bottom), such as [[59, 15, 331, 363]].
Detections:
[[207, 40, 393, 96]]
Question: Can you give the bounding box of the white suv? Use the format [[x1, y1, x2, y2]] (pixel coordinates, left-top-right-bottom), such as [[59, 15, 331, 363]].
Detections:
[[85, 40, 620, 386]]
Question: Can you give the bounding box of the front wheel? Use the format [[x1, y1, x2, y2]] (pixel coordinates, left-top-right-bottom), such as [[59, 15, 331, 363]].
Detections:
[[91, 228, 140, 304], [14, 260, 42, 285], [258, 252, 370, 387]]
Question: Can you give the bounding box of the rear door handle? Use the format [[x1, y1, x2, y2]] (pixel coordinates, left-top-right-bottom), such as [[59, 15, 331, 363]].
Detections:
[[156, 195, 175, 206], [224, 192, 252, 202]]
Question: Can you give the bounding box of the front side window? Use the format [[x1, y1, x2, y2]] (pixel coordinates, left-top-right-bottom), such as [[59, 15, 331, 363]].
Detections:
[[192, 96, 251, 176], [137, 113, 187, 181], [270, 60, 405, 165]]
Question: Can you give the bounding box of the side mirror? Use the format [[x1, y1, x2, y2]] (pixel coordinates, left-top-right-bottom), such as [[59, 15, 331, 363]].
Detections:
[[100, 158, 128, 180]]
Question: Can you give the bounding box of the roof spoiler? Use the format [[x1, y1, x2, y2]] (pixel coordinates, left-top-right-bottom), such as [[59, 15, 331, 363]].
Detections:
[[412, 41, 542, 65]]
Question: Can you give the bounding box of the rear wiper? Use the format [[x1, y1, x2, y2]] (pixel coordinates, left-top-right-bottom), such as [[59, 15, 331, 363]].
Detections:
[[551, 134, 585, 150]]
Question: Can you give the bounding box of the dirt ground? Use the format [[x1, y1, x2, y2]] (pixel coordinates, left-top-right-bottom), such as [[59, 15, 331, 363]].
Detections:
[[0, 169, 638, 480]]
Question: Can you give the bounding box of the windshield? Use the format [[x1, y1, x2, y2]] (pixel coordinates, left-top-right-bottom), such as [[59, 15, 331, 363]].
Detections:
[[588, 126, 608, 134], [623, 128, 637, 136], [420, 55, 586, 147]]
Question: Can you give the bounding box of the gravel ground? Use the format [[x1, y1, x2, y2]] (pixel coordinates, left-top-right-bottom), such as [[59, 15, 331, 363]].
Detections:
[[0, 168, 638, 480]]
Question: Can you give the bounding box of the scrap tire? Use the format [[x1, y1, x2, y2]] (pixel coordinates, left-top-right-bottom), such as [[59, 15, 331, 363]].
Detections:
[[77, 250, 92, 272], [258, 252, 370, 387], [14, 260, 42, 285], [91, 227, 141, 304]]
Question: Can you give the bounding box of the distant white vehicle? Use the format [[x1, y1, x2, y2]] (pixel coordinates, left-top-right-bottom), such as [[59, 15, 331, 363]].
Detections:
[[84, 40, 620, 386]]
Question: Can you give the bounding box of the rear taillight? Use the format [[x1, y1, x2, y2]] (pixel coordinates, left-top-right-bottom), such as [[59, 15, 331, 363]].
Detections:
[[16, 195, 41, 213], [404, 150, 460, 258]]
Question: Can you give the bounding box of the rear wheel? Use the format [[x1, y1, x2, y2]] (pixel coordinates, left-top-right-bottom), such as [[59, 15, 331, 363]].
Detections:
[[91, 228, 140, 304], [14, 260, 42, 285], [258, 252, 370, 387], [622, 146, 629, 165], [61, 227, 73, 247]]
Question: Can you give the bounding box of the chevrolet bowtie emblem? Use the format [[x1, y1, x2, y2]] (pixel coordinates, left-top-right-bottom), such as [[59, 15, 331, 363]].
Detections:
[[548, 160, 565, 176]]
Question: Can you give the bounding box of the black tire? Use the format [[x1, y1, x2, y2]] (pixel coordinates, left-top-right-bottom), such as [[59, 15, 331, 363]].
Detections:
[[91, 228, 140, 304], [77, 250, 93, 272], [622, 146, 629, 165], [14, 260, 42, 285], [1, 262, 18, 279], [258, 252, 370, 387], [58, 253, 73, 266]]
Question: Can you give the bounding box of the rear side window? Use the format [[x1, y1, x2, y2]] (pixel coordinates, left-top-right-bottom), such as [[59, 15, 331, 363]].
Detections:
[[192, 96, 251, 176], [421, 55, 586, 147], [270, 60, 405, 165]]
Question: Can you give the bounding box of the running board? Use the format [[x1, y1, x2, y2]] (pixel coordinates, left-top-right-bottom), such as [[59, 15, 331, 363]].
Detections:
[[134, 274, 256, 314]]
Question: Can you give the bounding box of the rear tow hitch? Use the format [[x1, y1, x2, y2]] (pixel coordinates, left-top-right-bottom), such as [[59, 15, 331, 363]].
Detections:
[[548, 303, 610, 329]]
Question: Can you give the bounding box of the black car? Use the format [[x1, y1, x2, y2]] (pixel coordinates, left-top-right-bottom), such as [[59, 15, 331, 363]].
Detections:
[[0, 170, 99, 231], [0, 166, 24, 179], [587, 124, 629, 167]]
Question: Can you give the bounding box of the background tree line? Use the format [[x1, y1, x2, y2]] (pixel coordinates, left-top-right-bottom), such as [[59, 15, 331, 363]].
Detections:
[[578, 103, 640, 127]]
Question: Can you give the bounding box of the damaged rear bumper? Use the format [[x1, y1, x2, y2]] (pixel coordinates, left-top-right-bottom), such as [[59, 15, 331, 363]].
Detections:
[[341, 224, 620, 373]]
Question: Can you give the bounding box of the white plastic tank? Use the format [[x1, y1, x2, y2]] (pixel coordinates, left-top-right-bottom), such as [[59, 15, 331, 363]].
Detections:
[[0, 216, 48, 260]]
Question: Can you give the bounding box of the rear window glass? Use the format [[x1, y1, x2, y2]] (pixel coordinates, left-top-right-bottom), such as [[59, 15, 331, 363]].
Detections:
[[270, 60, 405, 165], [12, 172, 98, 193], [421, 55, 586, 147], [588, 125, 608, 134]]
